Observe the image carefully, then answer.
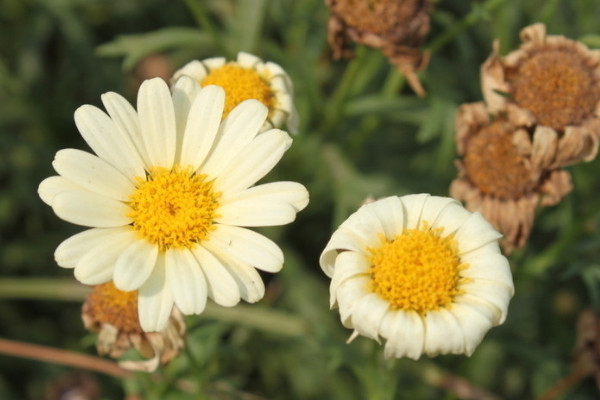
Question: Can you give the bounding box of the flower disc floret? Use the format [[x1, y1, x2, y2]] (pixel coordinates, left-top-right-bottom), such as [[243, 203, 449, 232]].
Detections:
[[86, 281, 141, 333]]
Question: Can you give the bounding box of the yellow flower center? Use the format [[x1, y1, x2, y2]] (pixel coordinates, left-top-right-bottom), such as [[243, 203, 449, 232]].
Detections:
[[508, 49, 599, 131], [368, 223, 467, 314], [128, 167, 220, 251], [86, 282, 141, 333], [463, 120, 535, 199], [201, 64, 275, 118]]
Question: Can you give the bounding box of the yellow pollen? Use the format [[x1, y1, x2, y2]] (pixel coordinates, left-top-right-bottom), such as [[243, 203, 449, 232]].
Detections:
[[508, 49, 599, 131], [86, 282, 141, 333], [201, 64, 275, 118], [128, 167, 220, 251], [367, 223, 468, 314], [463, 120, 535, 199]]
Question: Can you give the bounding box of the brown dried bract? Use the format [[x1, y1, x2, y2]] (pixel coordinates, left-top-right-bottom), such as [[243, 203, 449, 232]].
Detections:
[[450, 102, 572, 253], [481, 23, 600, 167], [326, 0, 432, 96], [573, 310, 600, 388], [82, 282, 186, 372]]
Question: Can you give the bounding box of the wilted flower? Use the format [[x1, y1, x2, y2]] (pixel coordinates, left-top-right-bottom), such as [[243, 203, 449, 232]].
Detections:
[[481, 23, 600, 167], [450, 102, 572, 253], [39, 78, 309, 332], [320, 194, 514, 359], [82, 281, 185, 372], [173, 52, 299, 133], [326, 0, 432, 96]]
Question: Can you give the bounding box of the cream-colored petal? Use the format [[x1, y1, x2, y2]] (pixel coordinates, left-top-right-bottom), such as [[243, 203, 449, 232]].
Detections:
[[74, 104, 146, 179], [52, 191, 132, 228], [236, 52, 262, 68], [454, 295, 502, 326], [208, 225, 284, 273], [171, 75, 201, 163], [100, 91, 150, 169], [200, 99, 269, 179], [431, 202, 473, 236], [350, 293, 390, 341], [166, 248, 207, 315], [367, 196, 405, 241], [55, 227, 125, 269], [455, 212, 503, 255], [335, 275, 370, 328], [461, 280, 512, 324], [179, 85, 225, 170], [138, 254, 174, 332], [423, 309, 466, 356], [338, 203, 386, 249], [460, 251, 514, 288], [215, 197, 297, 227], [38, 176, 84, 206], [330, 251, 370, 308], [320, 227, 370, 277], [191, 244, 241, 307], [448, 302, 496, 356], [52, 149, 135, 201], [113, 239, 158, 291], [172, 60, 208, 82], [137, 78, 176, 169], [202, 57, 226, 71], [203, 242, 265, 303], [74, 229, 136, 285], [220, 181, 309, 212], [380, 310, 425, 360], [399, 193, 430, 229], [420, 196, 460, 228], [214, 129, 292, 193]]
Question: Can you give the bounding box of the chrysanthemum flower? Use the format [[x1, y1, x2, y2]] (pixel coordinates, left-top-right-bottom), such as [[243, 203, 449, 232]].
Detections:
[[172, 52, 298, 134], [326, 0, 432, 96], [320, 194, 514, 359], [82, 281, 185, 372], [450, 102, 572, 253], [481, 23, 600, 167], [39, 77, 309, 332]]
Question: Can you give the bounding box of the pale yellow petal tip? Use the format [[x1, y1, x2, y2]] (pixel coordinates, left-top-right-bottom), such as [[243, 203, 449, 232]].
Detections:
[[322, 194, 512, 359]]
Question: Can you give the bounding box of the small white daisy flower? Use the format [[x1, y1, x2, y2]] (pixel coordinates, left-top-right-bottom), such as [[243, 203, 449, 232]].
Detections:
[[39, 77, 309, 332], [172, 52, 299, 134], [320, 194, 514, 359]]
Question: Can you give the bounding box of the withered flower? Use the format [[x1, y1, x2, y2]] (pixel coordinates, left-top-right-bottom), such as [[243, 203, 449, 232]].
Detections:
[[481, 23, 600, 167], [450, 102, 572, 253], [326, 0, 432, 96], [82, 281, 185, 372]]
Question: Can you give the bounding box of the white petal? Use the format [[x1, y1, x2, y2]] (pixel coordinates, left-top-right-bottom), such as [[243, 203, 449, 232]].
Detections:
[[215, 197, 296, 227], [236, 52, 262, 68], [221, 181, 309, 212], [320, 227, 371, 277], [171, 75, 201, 163], [335, 275, 371, 328], [461, 280, 513, 324], [173, 60, 208, 82], [208, 225, 284, 273], [423, 309, 466, 356], [350, 293, 390, 341], [179, 85, 225, 170], [113, 239, 158, 291], [166, 248, 207, 315], [460, 251, 514, 289], [380, 310, 425, 360], [399, 193, 429, 229], [431, 202, 473, 236], [52, 191, 132, 228], [138, 254, 174, 332], [101, 91, 150, 168], [200, 100, 269, 178], [448, 302, 496, 356], [74, 229, 136, 285], [191, 245, 241, 307], [202, 57, 226, 71], [367, 196, 405, 241], [52, 149, 135, 201], [455, 212, 503, 255], [39, 176, 84, 206], [337, 205, 386, 249], [74, 104, 145, 179], [55, 228, 124, 269], [330, 251, 370, 308], [137, 78, 176, 169], [420, 196, 460, 227], [203, 242, 265, 303]]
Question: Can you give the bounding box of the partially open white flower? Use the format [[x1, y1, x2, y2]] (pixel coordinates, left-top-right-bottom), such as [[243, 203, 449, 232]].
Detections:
[[39, 77, 309, 332], [173, 52, 299, 134], [320, 194, 514, 359]]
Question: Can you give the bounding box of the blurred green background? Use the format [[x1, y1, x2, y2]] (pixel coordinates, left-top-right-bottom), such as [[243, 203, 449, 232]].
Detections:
[[1, 0, 600, 398]]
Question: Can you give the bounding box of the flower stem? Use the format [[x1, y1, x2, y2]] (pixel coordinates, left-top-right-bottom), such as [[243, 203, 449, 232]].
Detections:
[[0, 278, 90, 301], [535, 369, 586, 400]]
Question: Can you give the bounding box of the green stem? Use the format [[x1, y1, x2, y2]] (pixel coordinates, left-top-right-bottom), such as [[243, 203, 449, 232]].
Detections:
[[0, 278, 90, 301]]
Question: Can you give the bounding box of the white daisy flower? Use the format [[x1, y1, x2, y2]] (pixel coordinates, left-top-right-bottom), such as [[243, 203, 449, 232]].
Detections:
[[320, 194, 514, 359], [172, 51, 299, 134], [39, 77, 309, 332]]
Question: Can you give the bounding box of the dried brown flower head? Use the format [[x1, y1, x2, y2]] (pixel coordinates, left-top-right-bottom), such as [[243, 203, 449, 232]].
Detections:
[[326, 0, 433, 96], [481, 23, 600, 167], [450, 102, 572, 253], [82, 281, 185, 372]]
